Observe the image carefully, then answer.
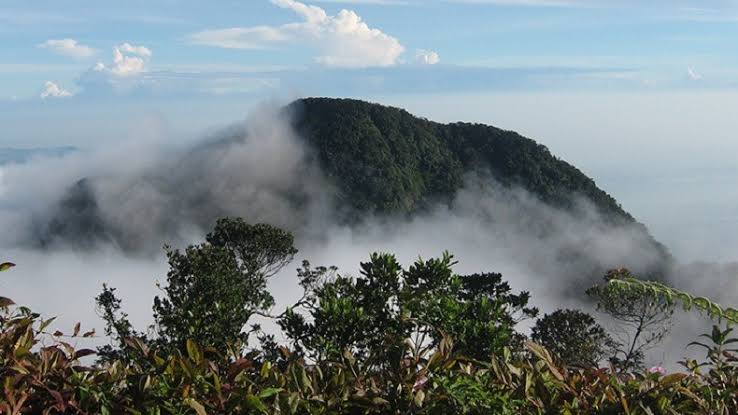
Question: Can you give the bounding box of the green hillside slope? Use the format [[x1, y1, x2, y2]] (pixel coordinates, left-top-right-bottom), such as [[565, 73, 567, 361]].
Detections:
[[289, 97, 633, 225]]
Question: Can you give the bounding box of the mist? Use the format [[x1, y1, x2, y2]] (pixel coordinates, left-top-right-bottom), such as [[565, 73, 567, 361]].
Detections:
[[0, 99, 734, 367]]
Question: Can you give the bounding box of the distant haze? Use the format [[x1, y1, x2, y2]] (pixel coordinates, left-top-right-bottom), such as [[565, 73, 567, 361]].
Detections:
[[1, 93, 736, 369]]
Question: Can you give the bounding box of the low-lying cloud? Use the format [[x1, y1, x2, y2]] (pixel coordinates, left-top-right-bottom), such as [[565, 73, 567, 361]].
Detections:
[[0, 100, 732, 367]]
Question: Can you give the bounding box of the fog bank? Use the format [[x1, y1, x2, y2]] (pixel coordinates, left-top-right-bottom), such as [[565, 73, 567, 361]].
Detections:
[[0, 100, 734, 367]]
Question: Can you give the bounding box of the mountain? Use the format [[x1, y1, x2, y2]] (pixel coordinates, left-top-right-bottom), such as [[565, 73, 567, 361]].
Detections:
[[37, 97, 671, 277], [287, 98, 671, 275], [289, 98, 632, 224]]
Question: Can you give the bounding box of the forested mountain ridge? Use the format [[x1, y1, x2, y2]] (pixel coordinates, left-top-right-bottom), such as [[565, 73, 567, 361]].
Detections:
[[38, 97, 670, 273], [288, 97, 633, 224]]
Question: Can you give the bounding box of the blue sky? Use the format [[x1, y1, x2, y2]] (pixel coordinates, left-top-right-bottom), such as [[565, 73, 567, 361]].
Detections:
[[3, 0, 738, 103]]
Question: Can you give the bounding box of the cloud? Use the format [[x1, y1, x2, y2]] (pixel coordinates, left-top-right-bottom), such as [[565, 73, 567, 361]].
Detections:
[[189, 0, 405, 68], [69, 43, 154, 95], [5, 97, 736, 369], [40, 81, 73, 99], [92, 43, 152, 77], [117, 43, 152, 58], [0, 101, 674, 363], [416, 49, 440, 65], [687, 67, 702, 81], [38, 39, 96, 59], [188, 27, 291, 50]]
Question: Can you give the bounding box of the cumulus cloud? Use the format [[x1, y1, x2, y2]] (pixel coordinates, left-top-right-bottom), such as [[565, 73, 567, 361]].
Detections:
[[118, 42, 152, 58], [40, 81, 73, 99], [415, 49, 440, 65], [38, 38, 96, 58], [189, 0, 405, 68], [93, 43, 152, 77]]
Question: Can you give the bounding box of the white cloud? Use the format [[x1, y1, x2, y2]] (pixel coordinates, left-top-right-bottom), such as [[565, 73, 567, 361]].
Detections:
[[189, 27, 291, 50], [38, 38, 96, 58], [40, 81, 73, 99], [687, 67, 702, 81], [118, 43, 152, 58], [189, 0, 405, 68], [93, 43, 152, 77], [416, 49, 440, 65]]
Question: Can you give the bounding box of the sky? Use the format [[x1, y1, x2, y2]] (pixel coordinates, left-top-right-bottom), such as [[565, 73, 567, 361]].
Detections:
[[3, 0, 738, 103], [2, 0, 738, 261]]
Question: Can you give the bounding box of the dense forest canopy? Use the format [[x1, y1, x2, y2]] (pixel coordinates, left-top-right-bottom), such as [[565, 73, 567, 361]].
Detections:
[[289, 98, 632, 224], [286, 97, 671, 275]]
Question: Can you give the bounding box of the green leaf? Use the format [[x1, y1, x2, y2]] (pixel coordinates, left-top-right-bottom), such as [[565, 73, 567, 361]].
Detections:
[[245, 395, 268, 413], [260, 361, 272, 378], [414, 389, 426, 408], [0, 262, 15, 272], [39, 317, 57, 333], [660, 373, 687, 386], [187, 399, 207, 415], [525, 341, 552, 362], [258, 387, 282, 399], [693, 297, 711, 311], [186, 339, 202, 363]]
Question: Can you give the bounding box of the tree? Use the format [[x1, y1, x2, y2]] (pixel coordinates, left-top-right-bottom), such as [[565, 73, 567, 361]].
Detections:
[[403, 265, 538, 361], [279, 254, 404, 364], [279, 252, 537, 365], [96, 284, 140, 362], [205, 218, 297, 279], [587, 269, 674, 371], [97, 218, 297, 355], [531, 309, 614, 368]]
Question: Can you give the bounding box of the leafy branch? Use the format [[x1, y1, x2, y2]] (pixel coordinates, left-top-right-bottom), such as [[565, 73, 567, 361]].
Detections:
[[605, 271, 738, 324]]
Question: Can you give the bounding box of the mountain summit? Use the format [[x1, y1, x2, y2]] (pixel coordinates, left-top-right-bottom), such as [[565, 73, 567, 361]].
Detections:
[[289, 98, 632, 223]]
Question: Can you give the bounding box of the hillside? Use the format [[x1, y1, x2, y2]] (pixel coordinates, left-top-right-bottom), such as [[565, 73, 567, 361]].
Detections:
[[285, 98, 671, 277], [289, 98, 633, 224], [37, 97, 671, 274]]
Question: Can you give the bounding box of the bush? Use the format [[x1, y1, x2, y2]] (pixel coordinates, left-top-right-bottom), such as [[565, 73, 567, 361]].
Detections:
[[532, 309, 614, 368], [1, 228, 737, 413]]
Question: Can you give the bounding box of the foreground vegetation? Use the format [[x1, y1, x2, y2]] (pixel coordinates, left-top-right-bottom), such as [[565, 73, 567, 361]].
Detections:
[[2, 219, 737, 414]]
